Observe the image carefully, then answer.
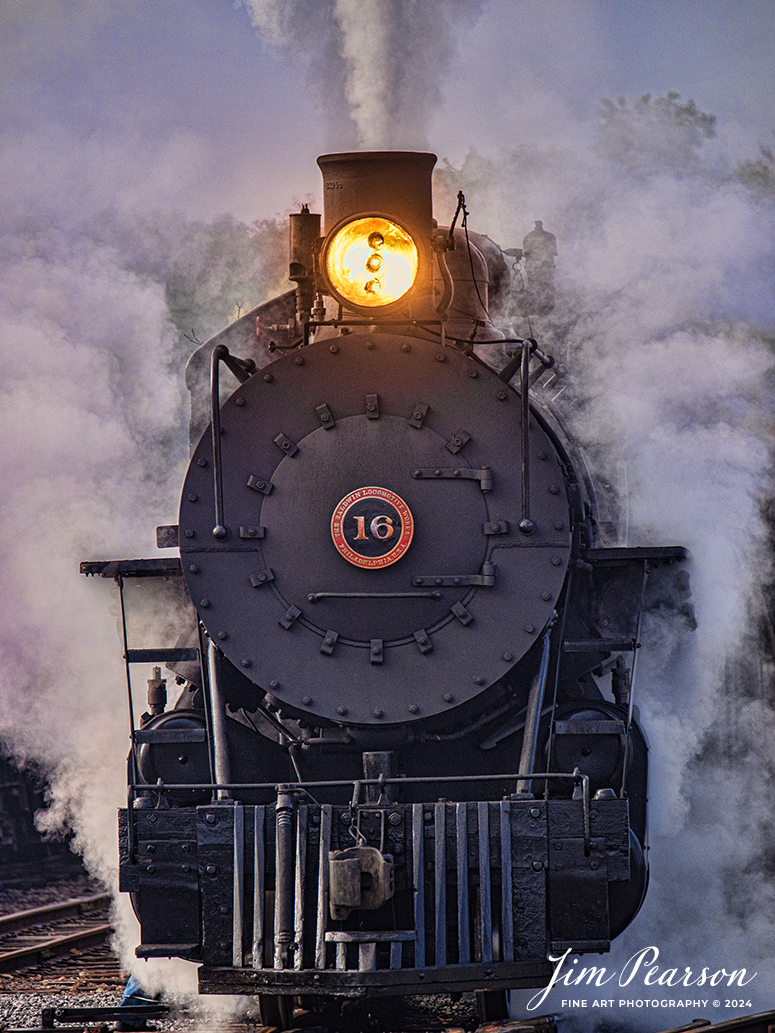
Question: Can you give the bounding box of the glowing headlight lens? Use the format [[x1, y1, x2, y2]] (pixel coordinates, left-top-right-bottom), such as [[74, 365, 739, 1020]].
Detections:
[[325, 217, 418, 308]]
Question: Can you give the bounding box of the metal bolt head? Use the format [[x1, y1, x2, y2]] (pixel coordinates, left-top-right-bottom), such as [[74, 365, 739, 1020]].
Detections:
[[525, 624, 535, 634], [205, 813, 217, 825], [336, 706, 348, 716], [329, 344, 339, 353], [188, 493, 198, 502], [294, 355, 304, 365], [185, 529, 195, 538], [408, 704, 419, 714], [532, 860, 544, 872], [241, 658, 251, 667], [549, 485, 559, 495], [502, 652, 513, 662], [435, 352, 446, 362], [388, 812, 401, 825], [541, 591, 551, 601], [146, 844, 156, 854], [217, 631, 227, 640], [200, 598, 210, 608], [263, 372, 273, 382], [497, 390, 507, 400], [270, 680, 279, 690], [206, 865, 218, 876], [189, 564, 199, 573], [235, 397, 245, 407], [443, 693, 454, 703], [340, 812, 351, 824], [590, 860, 599, 870], [302, 696, 313, 706], [551, 555, 562, 566], [473, 676, 485, 685], [373, 708, 383, 718], [554, 521, 564, 530], [402, 343, 411, 352], [529, 807, 541, 819], [147, 864, 155, 874], [468, 368, 478, 378], [538, 450, 548, 460], [197, 458, 207, 467]]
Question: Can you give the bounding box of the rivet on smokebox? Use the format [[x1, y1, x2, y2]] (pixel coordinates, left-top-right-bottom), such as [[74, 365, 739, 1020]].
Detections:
[[197, 458, 207, 467], [235, 397, 245, 407], [302, 696, 313, 706], [551, 556, 562, 566], [336, 706, 348, 716], [188, 493, 198, 502], [541, 591, 552, 601], [443, 693, 454, 703], [473, 676, 485, 686], [200, 599, 210, 608], [497, 391, 507, 400], [373, 708, 383, 718], [502, 652, 513, 662], [269, 680, 280, 690], [525, 624, 535, 634], [468, 368, 478, 378], [408, 704, 419, 714], [189, 564, 199, 573], [241, 658, 251, 668]]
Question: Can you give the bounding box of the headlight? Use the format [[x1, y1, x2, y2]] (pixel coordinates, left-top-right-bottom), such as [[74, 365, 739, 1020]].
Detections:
[[324, 216, 418, 309]]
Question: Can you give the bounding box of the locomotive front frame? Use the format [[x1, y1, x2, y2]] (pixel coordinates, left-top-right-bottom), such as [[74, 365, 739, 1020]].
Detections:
[[82, 150, 689, 1022]]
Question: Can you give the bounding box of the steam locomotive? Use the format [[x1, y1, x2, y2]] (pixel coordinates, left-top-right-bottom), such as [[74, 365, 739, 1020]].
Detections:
[[82, 152, 689, 1028]]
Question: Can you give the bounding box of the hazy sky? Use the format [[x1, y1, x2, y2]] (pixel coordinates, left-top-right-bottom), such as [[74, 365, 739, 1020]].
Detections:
[[3, 0, 773, 223]]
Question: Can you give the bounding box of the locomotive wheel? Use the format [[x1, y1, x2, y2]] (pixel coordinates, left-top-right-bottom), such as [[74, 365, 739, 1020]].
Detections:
[[257, 993, 294, 1029]]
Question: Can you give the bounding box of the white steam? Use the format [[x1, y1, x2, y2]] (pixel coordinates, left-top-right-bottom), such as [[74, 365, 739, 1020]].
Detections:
[[433, 108, 775, 1026], [241, 0, 486, 149]]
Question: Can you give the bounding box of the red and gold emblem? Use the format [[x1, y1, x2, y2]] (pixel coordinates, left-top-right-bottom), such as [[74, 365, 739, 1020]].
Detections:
[[330, 487, 414, 569]]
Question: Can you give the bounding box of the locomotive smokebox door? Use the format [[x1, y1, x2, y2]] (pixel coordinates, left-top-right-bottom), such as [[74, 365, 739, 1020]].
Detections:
[[179, 335, 571, 724]]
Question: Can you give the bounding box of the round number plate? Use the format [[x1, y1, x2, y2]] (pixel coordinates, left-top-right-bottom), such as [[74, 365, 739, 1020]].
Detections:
[[330, 486, 414, 569]]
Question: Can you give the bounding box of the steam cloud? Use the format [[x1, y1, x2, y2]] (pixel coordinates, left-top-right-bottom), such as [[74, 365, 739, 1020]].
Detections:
[[241, 0, 486, 149], [432, 101, 775, 1028]]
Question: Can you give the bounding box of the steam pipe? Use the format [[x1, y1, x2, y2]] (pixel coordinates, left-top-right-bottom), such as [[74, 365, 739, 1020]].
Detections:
[[210, 345, 256, 541], [206, 637, 232, 802], [515, 616, 556, 797], [274, 788, 296, 968], [519, 338, 534, 534]]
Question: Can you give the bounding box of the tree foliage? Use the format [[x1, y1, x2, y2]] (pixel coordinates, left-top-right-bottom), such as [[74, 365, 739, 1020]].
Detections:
[[598, 91, 716, 176]]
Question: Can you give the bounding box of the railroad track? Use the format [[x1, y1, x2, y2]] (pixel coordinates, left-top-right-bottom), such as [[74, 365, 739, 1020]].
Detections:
[[0, 893, 113, 974]]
